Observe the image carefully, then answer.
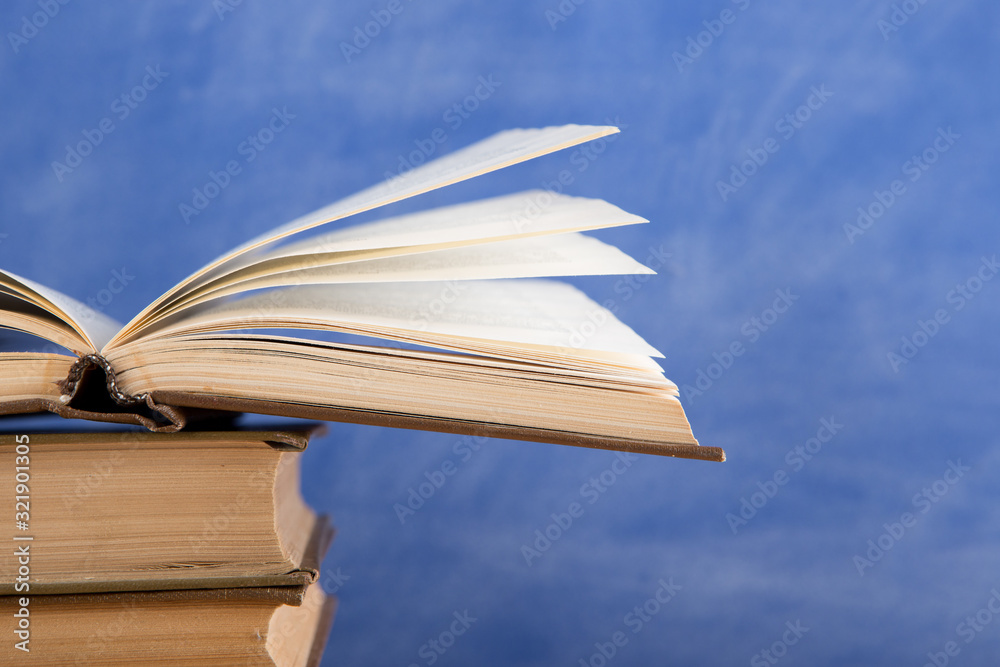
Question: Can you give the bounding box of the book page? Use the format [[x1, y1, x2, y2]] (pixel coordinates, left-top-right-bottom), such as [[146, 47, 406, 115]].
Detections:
[[111, 125, 618, 348], [0, 353, 77, 404], [0, 295, 88, 354], [119, 191, 646, 336], [263, 191, 645, 259], [131, 233, 653, 324], [103, 336, 713, 457], [0, 269, 122, 352], [237, 125, 620, 255], [136, 279, 663, 361]]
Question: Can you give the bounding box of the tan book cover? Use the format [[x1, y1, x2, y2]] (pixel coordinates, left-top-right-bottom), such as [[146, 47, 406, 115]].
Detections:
[[1, 579, 336, 666], [0, 428, 334, 596]]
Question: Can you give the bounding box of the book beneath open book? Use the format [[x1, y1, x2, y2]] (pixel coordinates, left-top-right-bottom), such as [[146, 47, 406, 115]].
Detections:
[[0, 125, 723, 461], [0, 429, 331, 595], [1, 581, 335, 666]]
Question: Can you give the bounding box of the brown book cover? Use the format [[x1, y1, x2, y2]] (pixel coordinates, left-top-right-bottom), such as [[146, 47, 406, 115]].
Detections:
[[1, 427, 335, 596]]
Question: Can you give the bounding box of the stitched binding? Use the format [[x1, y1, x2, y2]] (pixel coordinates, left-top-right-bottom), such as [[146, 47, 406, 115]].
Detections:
[[59, 354, 149, 406]]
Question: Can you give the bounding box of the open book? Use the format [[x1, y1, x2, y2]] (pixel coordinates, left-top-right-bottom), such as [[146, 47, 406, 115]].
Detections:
[[0, 125, 723, 461]]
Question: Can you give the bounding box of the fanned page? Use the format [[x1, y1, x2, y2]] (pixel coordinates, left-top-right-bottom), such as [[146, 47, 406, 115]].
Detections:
[[126, 230, 653, 329], [128, 279, 664, 370], [0, 269, 122, 353], [176, 233, 651, 293], [264, 190, 645, 259], [115, 191, 649, 333], [110, 125, 619, 347], [0, 293, 86, 354], [0, 123, 718, 459]]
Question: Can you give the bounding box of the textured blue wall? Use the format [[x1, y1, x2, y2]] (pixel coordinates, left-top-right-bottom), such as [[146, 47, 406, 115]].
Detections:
[[2, 1, 998, 665]]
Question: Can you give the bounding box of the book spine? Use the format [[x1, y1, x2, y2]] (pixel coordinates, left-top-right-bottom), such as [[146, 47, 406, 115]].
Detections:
[[50, 354, 192, 432], [58, 354, 147, 407]]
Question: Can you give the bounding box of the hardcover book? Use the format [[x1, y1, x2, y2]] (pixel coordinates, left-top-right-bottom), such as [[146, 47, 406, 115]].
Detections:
[[0, 125, 723, 462], [0, 428, 332, 595], [2, 580, 335, 666]]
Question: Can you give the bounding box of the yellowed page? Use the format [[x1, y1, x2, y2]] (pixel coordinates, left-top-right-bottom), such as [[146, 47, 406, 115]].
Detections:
[[0, 302, 84, 353], [105, 337, 696, 448], [109, 124, 618, 348], [0, 353, 77, 404], [0, 269, 122, 352]]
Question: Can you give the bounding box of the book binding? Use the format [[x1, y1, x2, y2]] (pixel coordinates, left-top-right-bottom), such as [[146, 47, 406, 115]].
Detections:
[[1, 354, 726, 462], [0, 354, 206, 432]]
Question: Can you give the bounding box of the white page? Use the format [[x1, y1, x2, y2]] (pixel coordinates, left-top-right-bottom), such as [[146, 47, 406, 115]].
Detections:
[[123, 191, 647, 332], [238, 126, 619, 254], [142, 234, 653, 316], [264, 191, 645, 259], [111, 125, 618, 347], [138, 279, 663, 359], [0, 269, 122, 352]]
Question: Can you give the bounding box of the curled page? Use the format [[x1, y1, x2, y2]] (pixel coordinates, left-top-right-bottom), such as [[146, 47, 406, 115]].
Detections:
[[124, 191, 647, 333], [138, 233, 654, 317], [263, 190, 646, 260], [238, 126, 620, 254], [111, 125, 618, 347], [137, 279, 664, 361], [0, 269, 123, 353]]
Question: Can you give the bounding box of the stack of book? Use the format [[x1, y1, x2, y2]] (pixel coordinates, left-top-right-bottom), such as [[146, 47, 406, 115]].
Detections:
[[2, 426, 335, 665], [1, 123, 725, 661], [0, 124, 723, 463]]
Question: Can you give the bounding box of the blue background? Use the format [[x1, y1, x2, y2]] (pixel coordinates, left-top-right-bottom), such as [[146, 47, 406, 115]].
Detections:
[[2, 1, 999, 665]]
